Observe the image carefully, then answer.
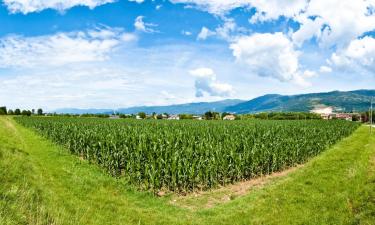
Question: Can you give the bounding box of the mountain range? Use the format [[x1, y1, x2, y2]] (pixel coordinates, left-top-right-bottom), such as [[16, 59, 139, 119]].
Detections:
[[54, 89, 375, 115]]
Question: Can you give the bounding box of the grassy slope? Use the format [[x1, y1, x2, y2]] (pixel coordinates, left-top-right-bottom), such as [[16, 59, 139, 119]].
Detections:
[[0, 116, 374, 225]]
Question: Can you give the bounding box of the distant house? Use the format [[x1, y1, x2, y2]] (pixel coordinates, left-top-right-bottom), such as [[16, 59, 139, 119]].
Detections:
[[192, 115, 203, 120], [168, 115, 180, 120], [109, 115, 120, 119], [223, 114, 236, 120], [334, 113, 353, 121], [311, 106, 334, 120], [311, 106, 334, 114], [136, 115, 142, 120]]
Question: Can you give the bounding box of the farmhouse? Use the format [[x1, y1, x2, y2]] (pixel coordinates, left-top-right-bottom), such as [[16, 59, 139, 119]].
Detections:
[[332, 113, 354, 121], [192, 115, 203, 120], [168, 115, 180, 120], [223, 114, 236, 120]]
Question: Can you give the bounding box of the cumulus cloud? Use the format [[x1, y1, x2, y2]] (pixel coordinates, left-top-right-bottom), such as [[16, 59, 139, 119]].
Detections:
[[0, 27, 136, 68], [172, 0, 375, 50], [169, 0, 250, 15], [230, 32, 314, 86], [197, 27, 215, 40], [249, 0, 307, 23], [293, 0, 375, 48], [3, 0, 115, 14], [197, 18, 247, 41], [189, 68, 233, 97], [134, 16, 158, 33], [329, 36, 375, 73], [319, 66, 332, 73]]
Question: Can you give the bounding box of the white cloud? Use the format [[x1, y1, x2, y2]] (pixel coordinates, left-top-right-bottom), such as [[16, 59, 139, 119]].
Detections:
[[319, 66, 332, 73], [0, 66, 140, 110], [330, 36, 375, 73], [129, 0, 144, 3], [3, 0, 115, 14], [230, 32, 313, 86], [197, 19, 247, 41], [161, 90, 177, 100], [214, 18, 239, 41], [189, 68, 233, 97], [294, 0, 375, 48], [292, 16, 324, 47], [170, 0, 250, 15], [181, 30, 192, 36], [249, 0, 307, 23], [197, 27, 215, 40], [0, 27, 135, 68], [134, 16, 158, 33], [172, 0, 375, 50]]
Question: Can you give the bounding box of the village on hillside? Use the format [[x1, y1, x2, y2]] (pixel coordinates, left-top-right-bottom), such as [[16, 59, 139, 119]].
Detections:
[[310, 106, 362, 121]]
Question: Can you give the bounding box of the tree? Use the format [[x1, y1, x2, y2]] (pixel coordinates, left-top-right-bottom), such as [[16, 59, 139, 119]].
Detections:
[[204, 111, 214, 120], [37, 108, 43, 115], [138, 112, 146, 119], [7, 109, 14, 115], [14, 109, 21, 115], [179, 114, 193, 120], [156, 114, 163, 120], [0, 106, 7, 115], [21, 110, 32, 116]]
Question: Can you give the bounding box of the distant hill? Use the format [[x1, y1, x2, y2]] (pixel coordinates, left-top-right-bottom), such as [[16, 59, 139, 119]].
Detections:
[[54, 99, 244, 115], [117, 99, 245, 115], [225, 90, 375, 114], [53, 90, 375, 115], [54, 108, 114, 115]]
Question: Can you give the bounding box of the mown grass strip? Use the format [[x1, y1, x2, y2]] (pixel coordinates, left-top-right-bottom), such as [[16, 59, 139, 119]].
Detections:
[[0, 117, 374, 224]]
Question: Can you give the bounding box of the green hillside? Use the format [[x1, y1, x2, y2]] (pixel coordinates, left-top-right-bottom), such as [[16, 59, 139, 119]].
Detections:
[[226, 90, 375, 114]]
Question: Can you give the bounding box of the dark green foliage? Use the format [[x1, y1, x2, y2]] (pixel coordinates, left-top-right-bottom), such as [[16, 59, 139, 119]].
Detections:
[[80, 113, 109, 118], [15, 117, 360, 193], [7, 109, 14, 115], [204, 111, 220, 120], [361, 111, 375, 123], [37, 108, 43, 115], [21, 110, 32, 116], [138, 112, 146, 119], [14, 109, 21, 115], [0, 107, 7, 115], [119, 114, 134, 119], [179, 114, 194, 120]]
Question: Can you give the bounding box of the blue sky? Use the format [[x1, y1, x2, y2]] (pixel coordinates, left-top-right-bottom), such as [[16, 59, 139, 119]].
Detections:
[[0, 0, 374, 110]]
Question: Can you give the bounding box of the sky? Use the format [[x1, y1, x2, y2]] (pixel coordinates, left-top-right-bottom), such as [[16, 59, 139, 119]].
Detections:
[[0, 0, 375, 110]]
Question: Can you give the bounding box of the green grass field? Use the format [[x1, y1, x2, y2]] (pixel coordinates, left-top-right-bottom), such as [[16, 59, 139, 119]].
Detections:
[[1, 116, 375, 224]]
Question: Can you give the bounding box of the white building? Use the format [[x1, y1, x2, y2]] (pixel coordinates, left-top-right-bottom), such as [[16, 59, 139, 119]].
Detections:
[[223, 114, 236, 120], [311, 106, 334, 114]]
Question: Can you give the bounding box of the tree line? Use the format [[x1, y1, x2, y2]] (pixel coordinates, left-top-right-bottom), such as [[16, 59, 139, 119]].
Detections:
[[0, 106, 43, 116]]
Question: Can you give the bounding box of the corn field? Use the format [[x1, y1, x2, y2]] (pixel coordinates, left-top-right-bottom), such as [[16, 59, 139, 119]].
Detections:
[[15, 117, 360, 193]]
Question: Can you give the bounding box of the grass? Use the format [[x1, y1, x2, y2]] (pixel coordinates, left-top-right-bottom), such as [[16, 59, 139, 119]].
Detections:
[[0, 116, 374, 224]]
